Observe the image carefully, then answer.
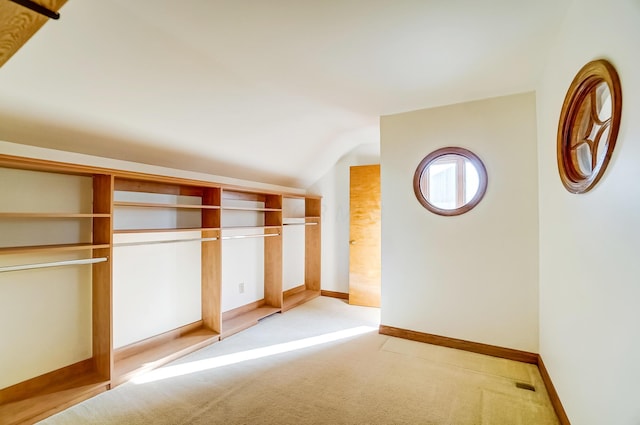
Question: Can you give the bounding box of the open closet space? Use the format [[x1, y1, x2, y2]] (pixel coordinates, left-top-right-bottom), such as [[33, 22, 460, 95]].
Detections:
[[0, 154, 321, 425]]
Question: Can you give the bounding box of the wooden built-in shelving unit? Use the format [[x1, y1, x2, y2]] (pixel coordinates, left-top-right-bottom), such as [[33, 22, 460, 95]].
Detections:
[[218, 189, 283, 338], [0, 167, 113, 425], [0, 154, 321, 425], [113, 201, 221, 210], [282, 195, 322, 311], [109, 177, 222, 385]]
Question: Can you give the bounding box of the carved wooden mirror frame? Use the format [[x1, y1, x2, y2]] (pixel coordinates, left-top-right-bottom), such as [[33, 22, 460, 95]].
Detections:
[[557, 59, 622, 193], [413, 147, 488, 217]]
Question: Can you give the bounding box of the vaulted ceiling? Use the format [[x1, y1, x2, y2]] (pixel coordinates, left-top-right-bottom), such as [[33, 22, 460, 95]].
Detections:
[[0, 0, 570, 187]]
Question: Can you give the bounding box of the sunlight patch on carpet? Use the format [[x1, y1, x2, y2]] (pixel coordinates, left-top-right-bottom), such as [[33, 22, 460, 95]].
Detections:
[[132, 326, 377, 384]]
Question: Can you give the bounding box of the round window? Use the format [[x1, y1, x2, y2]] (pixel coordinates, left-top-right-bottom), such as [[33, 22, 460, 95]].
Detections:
[[413, 147, 488, 216], [557, 59, 622, 193]]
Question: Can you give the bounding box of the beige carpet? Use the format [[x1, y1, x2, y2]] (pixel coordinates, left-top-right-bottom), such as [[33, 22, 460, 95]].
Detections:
[[40, 297, 559, 424]]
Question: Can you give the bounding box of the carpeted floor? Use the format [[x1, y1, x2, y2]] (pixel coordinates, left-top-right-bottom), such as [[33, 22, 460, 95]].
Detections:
[[40, 297, 559, 424]]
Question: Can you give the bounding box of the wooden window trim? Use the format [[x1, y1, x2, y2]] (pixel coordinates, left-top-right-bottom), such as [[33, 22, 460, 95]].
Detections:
[[413, 147, 487, 217]]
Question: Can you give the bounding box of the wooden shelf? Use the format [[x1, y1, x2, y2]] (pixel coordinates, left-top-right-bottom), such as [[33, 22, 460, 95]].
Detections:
[[0, 243, 110, 255], [113, 325, 220, 386], [113, 201, 219, 210], [0, 371, 109, 425], [221, 305, 281, 338], [282, 217, 305, 224], [114, 227, 220, 234], [221, 226, 281, 231], [0, 212, 110, 218], [283, 289, 321, 312], [306, 216, 321, 220], [221, 206, 281, 212]]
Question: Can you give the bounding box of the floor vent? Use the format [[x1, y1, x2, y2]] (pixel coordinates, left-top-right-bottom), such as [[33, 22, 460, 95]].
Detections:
[[515, 382, 536, 392]]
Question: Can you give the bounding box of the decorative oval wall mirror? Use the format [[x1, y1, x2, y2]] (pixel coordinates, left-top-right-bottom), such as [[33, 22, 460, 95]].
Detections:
[[413, 147, 488, 216], [557, 59, 622, 193]]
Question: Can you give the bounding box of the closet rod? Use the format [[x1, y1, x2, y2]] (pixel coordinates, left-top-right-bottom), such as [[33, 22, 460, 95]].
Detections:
[[282, 222, 318, 226], [114, 237, 218, 248], [0, 257, 107, 273], [222, 233, 280, 240], [8, 0, 60, 19]]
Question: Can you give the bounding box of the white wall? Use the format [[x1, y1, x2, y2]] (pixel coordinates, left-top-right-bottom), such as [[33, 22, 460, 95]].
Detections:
[[380, 92, 539, 352], [536, 0, 640, 423], [113, 231, 203, 348], [112, 191, 203, 348], [221, 234, 265, 312], [308, 143, 380, 294]]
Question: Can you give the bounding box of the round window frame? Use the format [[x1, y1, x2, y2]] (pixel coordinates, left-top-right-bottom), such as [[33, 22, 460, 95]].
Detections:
[[413, 147, 488, 216], [557, 59, 622, 194]]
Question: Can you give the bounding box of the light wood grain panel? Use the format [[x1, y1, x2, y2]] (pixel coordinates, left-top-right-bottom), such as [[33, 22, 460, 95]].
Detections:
[[264, 194, 283, 227], [305, 197, 321, 292], [0, 373, 107, 425], [305, 217, 321, 292], [112, 324, 219, 386], [283, 289, 320, 312], [220, 305, 281, 338], [114, 321, 204, 363], [221, 299, 266, 321], [320, 290, 349, 300], [92, 174, 113, 380], [264, 193, 283, 308], [202, 188, 222, 228], [201, 229, 221, 332], [0, 358, 93, 405], [0, 0, 66, 68], [283, 284, 305, 298], [264, 228, 283, 308], [349, 165, 381, 307], [305, 196, 322, 217], [201, 188, 221, 331]]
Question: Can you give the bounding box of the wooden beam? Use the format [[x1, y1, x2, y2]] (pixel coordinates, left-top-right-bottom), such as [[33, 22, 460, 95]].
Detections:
[[0, 0, 66, 67]]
